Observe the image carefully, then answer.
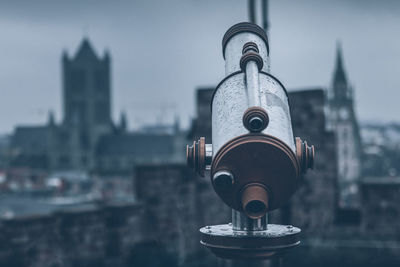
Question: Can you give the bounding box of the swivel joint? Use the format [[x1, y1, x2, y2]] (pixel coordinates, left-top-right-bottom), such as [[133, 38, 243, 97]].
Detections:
[[296, 137, 315, 173], [186, 137, 212, 177]]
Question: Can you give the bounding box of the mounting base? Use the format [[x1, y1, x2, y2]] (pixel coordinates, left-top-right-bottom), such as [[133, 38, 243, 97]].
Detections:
[[200, 224, 300, 259]]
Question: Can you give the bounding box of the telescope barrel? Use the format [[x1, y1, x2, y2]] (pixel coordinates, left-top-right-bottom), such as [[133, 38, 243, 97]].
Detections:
[[192, 22, 314, 260]]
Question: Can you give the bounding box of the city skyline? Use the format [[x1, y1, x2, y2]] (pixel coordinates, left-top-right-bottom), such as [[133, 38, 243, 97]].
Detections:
[[0, 0, 399, 133]]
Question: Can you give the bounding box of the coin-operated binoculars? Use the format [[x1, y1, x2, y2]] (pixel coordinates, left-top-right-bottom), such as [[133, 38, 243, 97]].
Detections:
[[187, 22, 314, 259]]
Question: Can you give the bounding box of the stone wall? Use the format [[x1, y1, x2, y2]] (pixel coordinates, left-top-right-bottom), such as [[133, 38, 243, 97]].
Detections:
[[361, 178, 400, 240], [135, 163, 230, 265], [0, 203, 144, 267]]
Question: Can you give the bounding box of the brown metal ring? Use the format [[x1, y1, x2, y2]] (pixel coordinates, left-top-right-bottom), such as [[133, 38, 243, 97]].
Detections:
[[240, 51, 264, 71], [222, 22, 269, 59], [295, 137, 315, 174], [240, 183, 269, 219], [242, 42, 259, 54], [197, 137, 206, 177], [186, 137, 206, 177], [186, 141, 195, 169], [309, 145, 315, 169]]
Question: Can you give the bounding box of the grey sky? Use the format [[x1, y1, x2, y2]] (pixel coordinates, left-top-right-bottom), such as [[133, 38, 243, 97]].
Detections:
[[0, 0, 399, 133]]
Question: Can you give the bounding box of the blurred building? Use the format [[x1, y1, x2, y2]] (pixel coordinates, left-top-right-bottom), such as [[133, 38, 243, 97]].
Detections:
[[327, 44, 362, 210], [1, 35, 400, 267], [8, 39, 185, 178], [361, 122, 400, 177], [1, 82, 400, 267]]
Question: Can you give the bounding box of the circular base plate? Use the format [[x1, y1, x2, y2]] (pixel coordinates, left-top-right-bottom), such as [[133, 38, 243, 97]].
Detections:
[[200, 224, 300, 259]]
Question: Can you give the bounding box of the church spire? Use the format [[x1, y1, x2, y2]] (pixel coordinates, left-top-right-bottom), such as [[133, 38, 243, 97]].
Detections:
[[332, 41, 351, 102], [334, 41, 347, 86], [74, 37, 98, 61]]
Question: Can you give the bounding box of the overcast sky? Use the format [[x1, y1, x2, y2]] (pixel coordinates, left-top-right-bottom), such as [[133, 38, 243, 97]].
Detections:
[[0, 0, 399, 133]]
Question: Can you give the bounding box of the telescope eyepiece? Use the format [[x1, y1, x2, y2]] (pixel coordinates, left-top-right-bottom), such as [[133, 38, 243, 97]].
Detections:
[[241, 183, 269, 219], [245, 200, 267, 218], [249, 116, 264, 132], [242, 107, 269, 133]]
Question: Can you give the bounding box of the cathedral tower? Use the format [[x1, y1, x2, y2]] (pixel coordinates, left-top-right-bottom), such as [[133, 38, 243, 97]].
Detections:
[[62, 38, 113, 168], [63, 38, 111, 129], [329, 43, 362, 210]]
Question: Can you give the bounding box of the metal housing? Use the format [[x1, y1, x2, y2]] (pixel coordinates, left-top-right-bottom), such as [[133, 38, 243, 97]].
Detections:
[[186, 22, 315, 260]]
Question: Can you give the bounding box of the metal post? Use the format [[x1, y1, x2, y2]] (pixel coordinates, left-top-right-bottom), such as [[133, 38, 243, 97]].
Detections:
[[232, 210, 267, 231], [248, 0, 256, 24], [245, 60, 261, 108], [262, 0, 269, 33]]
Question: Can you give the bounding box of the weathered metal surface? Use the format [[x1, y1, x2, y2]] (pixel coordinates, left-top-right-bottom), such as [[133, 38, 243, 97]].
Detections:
[[186, 22, 315, 260], [223, 23, 270, 75], [209, 22, 312, 217], [212, 72, 295, 156]]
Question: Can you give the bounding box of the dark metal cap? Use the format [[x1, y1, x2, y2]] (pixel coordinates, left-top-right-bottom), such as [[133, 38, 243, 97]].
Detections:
[[222, 22, 269, 59]]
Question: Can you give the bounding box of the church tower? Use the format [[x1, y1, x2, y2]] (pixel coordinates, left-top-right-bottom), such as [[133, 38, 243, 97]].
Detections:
[[329, 43, 362, 210], [62, 38, 113, 168]]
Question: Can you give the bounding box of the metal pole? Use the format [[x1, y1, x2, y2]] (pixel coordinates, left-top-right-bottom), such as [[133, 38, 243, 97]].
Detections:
[[248, 0, 256, 24], [245, 60, 261, 108], [232, 210, 267, 231], [262, 0, 269, 33]]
